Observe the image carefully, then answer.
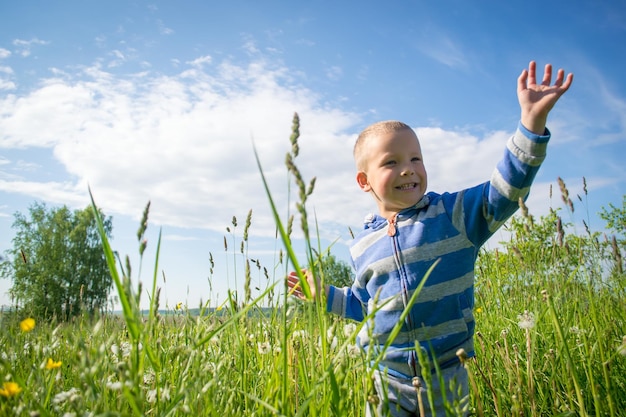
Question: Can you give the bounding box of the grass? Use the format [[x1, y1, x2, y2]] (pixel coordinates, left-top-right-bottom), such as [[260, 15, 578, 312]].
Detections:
[[1, 114, 625, 416]]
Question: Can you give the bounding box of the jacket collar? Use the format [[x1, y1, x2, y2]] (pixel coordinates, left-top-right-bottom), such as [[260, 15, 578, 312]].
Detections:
[[363, 194, 431, 230]]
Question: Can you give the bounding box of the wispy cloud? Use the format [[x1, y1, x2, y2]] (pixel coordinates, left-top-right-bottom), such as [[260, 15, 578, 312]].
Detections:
[[12, 38, 49, 57], [413, 26, 467, 69], [157, 19, 174, 35]]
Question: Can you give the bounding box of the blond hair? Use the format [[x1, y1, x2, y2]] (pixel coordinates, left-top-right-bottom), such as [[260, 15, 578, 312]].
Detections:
[[354, 120, 413, 171]]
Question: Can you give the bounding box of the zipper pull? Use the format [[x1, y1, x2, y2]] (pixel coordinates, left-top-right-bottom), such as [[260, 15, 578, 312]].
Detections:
[[387, 214, 397, 236]]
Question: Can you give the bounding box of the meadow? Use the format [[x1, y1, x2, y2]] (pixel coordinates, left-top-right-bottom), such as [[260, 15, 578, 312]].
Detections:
[[1, 116, 625, 416]]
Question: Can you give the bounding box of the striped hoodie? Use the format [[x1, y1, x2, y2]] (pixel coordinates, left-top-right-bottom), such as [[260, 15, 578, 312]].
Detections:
[[327, 123, 549, 378]]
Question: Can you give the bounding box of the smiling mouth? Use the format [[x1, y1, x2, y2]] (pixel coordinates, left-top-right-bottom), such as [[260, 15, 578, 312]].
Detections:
[[396, 183, 418, 190]]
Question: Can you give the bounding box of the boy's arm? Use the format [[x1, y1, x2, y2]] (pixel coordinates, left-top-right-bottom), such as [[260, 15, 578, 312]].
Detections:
[[286, 270, 365, 321], [518, 61, 573, 134], [460, 61, 573, 246]]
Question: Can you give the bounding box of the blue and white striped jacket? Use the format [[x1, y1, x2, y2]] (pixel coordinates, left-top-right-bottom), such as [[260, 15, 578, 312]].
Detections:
[[327, 123, 549, 378]]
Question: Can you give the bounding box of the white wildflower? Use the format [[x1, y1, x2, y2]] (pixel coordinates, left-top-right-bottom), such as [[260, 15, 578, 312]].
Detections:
[[161, 386, 171, 401], [106, 381, 123, 391], [517, 310, 535, 330], [121, 342, 131, 357], [146, 389, 157, 404], [347, 344, 361, 358], [257, 341, 271, 355], [327, 325, 336, 342], [53, 388, 81, 405], [343, 323, 357, 337], [330, 336, 338, 350], [292, 330, 308, 339]]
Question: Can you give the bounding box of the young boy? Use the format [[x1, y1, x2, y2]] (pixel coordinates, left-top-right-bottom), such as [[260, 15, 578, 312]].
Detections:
[[288, 61, 573, 416]]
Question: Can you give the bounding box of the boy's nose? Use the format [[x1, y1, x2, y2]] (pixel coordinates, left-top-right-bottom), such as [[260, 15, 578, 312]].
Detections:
[[401, 168, 414, 176]]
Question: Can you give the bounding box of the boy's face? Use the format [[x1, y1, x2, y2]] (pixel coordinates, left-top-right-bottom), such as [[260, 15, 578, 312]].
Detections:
[[356, 128, 427, 219]]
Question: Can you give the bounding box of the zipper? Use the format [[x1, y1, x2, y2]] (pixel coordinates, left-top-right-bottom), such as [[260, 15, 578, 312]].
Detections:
[[388, 213, 419, 376]]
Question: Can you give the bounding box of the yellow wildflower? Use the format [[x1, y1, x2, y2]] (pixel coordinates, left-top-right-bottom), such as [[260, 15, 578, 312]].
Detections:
[[46, 358, 62, 370], [20, 317, 35, 332], [475, 307, 483, 314], [175, 302, 183, 310], [0, 382, 22, 398]]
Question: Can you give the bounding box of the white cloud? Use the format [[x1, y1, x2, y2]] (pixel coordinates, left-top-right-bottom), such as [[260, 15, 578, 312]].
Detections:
[[0, 57, 363, 238], [0, 80, 15, 91], [0, 48, 11, 59], [187, 55, 212, 68], [0, 54, 559, 246], [12, 38, 49, 57]]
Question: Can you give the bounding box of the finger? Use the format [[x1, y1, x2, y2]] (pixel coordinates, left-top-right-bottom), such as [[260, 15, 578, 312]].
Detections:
[[527, 61, 537, 86], [517, 69, 528, 94], [561, 72, 574, 91], [541, 63, 552, 86], [554, 68, 565, 86], [286, 276, 300, 289], [286, 274, 300, 288]]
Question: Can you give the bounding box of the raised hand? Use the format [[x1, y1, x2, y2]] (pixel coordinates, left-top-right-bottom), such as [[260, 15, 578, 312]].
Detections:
[[518, 61, 574, 134]]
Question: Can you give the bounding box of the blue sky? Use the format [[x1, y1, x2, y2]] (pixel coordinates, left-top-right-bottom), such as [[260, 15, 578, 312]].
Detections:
[[1, 1, 624, 309]]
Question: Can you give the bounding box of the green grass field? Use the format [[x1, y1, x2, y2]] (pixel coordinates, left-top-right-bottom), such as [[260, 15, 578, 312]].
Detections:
[[1, 117, 624, 416]]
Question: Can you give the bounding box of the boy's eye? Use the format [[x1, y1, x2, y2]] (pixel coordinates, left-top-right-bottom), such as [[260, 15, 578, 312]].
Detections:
[[412, 157, 422, 162], [384, 160, 396, 166]]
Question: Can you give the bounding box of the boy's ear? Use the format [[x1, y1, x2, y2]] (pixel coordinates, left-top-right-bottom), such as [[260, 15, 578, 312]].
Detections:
[[356, 171, 371, 192]]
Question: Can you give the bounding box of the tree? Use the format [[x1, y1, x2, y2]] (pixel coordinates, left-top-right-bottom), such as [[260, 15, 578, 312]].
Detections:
[[0, 202, 113, 321], [599, 194, 625, 275], [319, 253, 354, 288]]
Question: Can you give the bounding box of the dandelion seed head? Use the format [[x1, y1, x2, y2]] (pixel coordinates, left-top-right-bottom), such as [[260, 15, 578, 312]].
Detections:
[[53, 388, 81, 405], [143, 370, 155, 386], [257, 341, 271, 355], [343, 323, 357, 337], [347, 344, 361, 358], [517, 310, 535, 329], [106, 381, 123, 391], [292, 330, 308, 339]]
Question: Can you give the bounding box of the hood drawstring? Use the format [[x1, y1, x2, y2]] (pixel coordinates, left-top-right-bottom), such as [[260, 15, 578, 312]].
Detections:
[[387, 214, 398, 237]]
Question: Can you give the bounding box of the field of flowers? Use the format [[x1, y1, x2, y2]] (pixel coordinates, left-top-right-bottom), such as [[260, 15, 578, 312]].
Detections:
[[1, 116, 624, 416]]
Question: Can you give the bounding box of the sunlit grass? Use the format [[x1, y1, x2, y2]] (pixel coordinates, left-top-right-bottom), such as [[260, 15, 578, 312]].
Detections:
[[0, 115, 624, 416]]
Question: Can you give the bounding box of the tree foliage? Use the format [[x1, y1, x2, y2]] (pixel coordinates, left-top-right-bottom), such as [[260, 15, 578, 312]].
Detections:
[[320, 252, 354, 288], [0, 202, 113, 320]]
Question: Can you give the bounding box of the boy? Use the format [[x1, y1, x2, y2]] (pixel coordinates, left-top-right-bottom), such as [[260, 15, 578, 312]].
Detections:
[[287, 61, 573, 416]]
